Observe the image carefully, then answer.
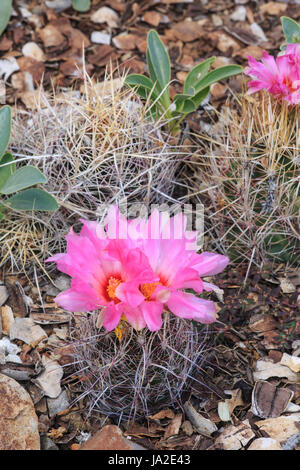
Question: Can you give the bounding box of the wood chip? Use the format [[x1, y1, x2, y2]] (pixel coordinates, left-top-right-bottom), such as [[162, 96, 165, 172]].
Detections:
[[253, 359, 299, 382], [251, 381, 294, 418]]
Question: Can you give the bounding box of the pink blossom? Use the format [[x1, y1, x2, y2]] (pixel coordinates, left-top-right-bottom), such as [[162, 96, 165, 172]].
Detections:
[[46, 207, 229, 332], [245, 44, 300, 104]]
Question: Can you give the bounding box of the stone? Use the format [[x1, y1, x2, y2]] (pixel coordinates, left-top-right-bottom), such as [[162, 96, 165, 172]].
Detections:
[[230, 6, 246, 22], [248, 438, 282, 450], [253, 359, 299, 382], [0, 373, 40, 449], [250, 23, 268, 43], [80, 425, 145, 450], [10, 317, 47, 346], [256, 413, 300, 443], [45, 0, 71, 12], [47, 390, 70, 417], [33, 356, 63, 398], [0, 58, 20, 81], [91, 7, 120, 28], [91, 31, 111, 45], [280, 353, 300, 373], [40, 436, 59, 450]]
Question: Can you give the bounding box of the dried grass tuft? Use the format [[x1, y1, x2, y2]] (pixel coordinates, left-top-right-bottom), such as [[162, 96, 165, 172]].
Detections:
[[67, 312, 210, 423], [1, 68, 192, 272], [186, 90, 300, 270]]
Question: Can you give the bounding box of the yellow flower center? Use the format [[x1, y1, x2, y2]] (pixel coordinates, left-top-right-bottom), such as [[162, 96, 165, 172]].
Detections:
[[114, 314, 127, 341], [106, 276, 122, 301], [140, 282, 159, 300]]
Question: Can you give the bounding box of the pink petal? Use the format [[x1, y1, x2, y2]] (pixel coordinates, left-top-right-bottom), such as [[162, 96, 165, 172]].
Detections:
[[140, 301, 164, 331], [166, 291, 216, 323], [190, 252, 229, 277], [122, 305, 146, 330], [115, 280, 145, 308], [54, 289, 99, 312], [102, 302, 123, 331]]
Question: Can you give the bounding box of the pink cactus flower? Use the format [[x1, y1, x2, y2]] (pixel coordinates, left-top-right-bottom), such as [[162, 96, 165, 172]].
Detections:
[[245, 44, 300, 105], [46, 207, 229, 332]]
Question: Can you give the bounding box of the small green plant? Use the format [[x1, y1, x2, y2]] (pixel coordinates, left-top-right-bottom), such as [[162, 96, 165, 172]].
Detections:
[[281, 16, 300, 49], [125, 30, 243, 135], [71, 0, 91, 12], [0, 105, 58, 219], [0, 0, 12, 36]]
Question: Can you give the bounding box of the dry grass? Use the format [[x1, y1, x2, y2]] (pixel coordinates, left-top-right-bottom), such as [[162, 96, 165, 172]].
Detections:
[[186, 90, 300, 270], [1, 68, 193, 273], [66, 312, 211, 423]]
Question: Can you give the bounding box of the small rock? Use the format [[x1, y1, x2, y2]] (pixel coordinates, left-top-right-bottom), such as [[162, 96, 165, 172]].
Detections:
[[0, 337, 21, 357], [183, 401, 217, 437], [91, 31, 111, 45], [47, 390, 70, 417], [0, 284, 9, 307], [211, 14, 223, 27], [230, 6, 246, 22], [22, 42, 46, 62], [0, 373, 40, 450], [253, 359, 299, 382], [33, 356, 63, 398], [0, 306, 14, 336], [248, 438, 282, 450], [279, 277, 296, 293], [80, 425, 145, 450], [45, 0, 72, 12], [91, 7, 120, 28], [0, 58, 20, 81], [250, 23, 268, 43], [39, 24, 65, 48], [10, 317, 47, 346], [280, 353, 300, 373], [40, 435, 59, 450], [256, 413, 300, 443]]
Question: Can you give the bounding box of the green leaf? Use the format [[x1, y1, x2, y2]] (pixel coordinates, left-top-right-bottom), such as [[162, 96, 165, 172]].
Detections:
[[0, 153, 15, 191], [191, 86, 210, 108], [194, 65, 243, 93], [0, 165, 47, 195], [281, 16, 300, 44], [184, 57, 216, 93], [71, 0, 91, 12], [147, 30, 171, 107], [0, 105, 12, 159], [6, 188, 59, 211], [125, 74, 158, 100], [173, 93, 196, 113], [0, 0, 12, 36]]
